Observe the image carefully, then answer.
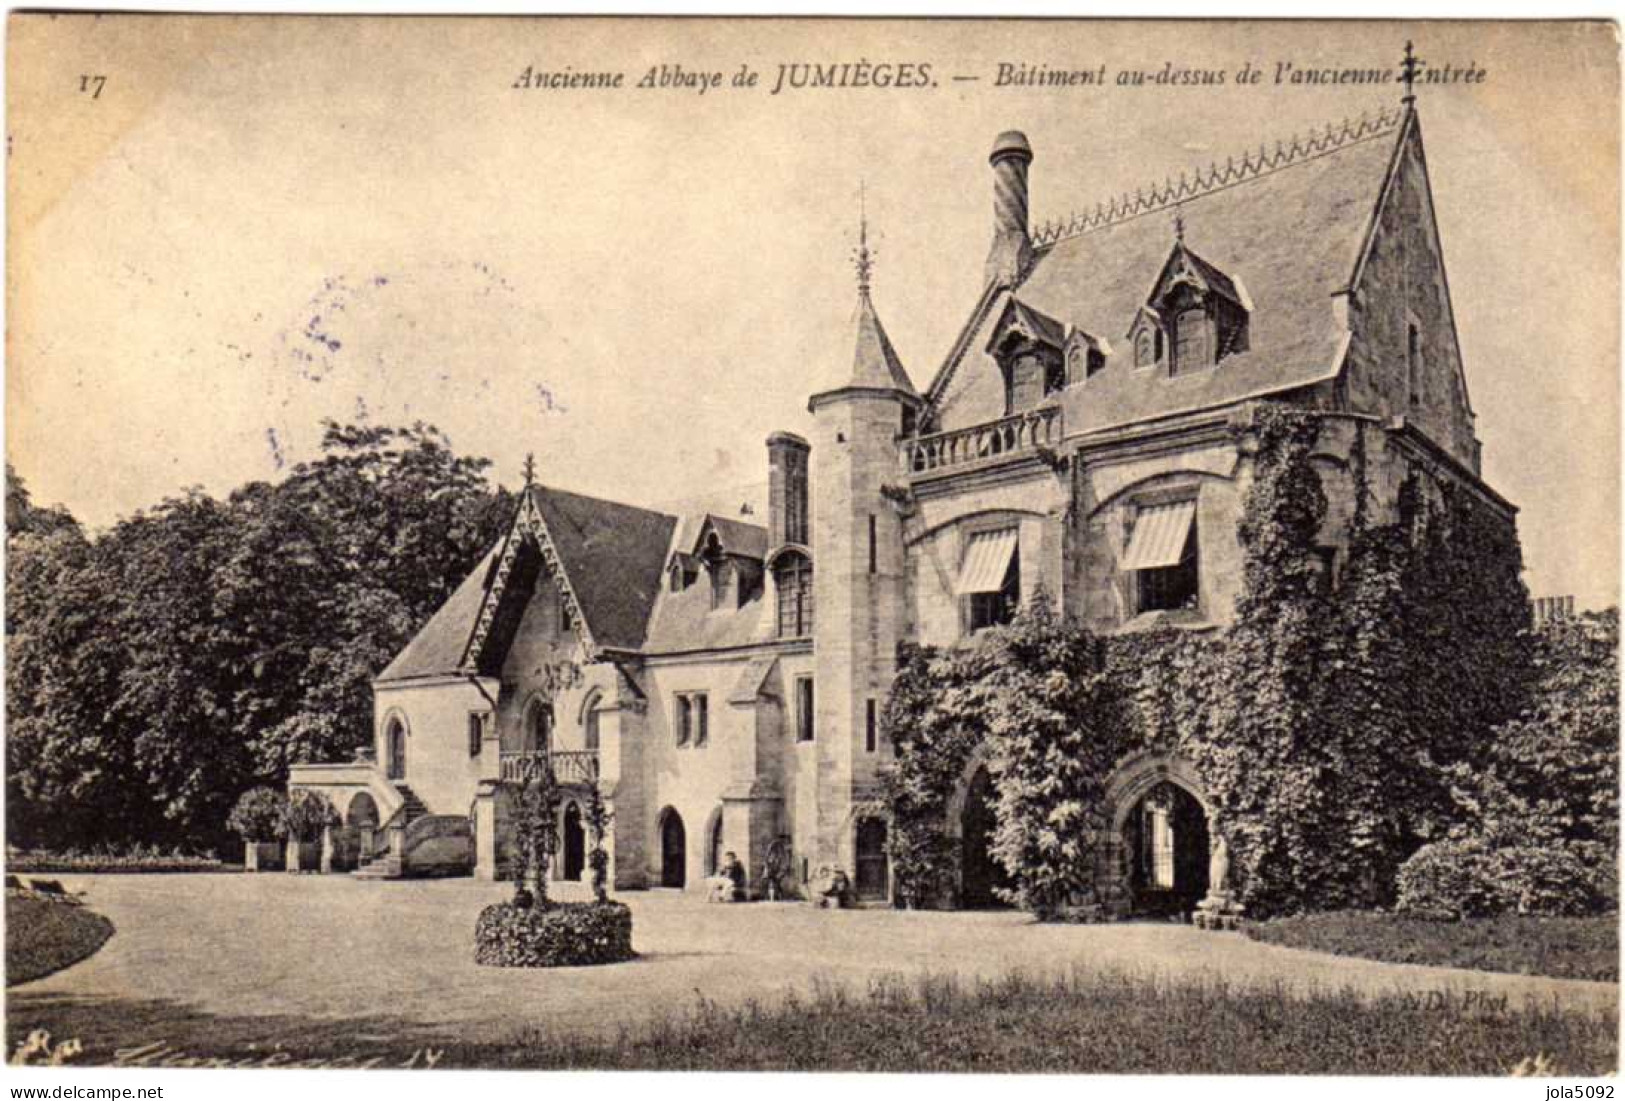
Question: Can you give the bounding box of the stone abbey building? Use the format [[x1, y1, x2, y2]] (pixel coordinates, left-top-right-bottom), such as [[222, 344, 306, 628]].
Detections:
[[291, 93, 1515, 914]]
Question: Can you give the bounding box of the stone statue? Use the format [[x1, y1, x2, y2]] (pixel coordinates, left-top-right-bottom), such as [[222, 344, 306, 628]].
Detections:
[[1208, 835, 1230, 894]]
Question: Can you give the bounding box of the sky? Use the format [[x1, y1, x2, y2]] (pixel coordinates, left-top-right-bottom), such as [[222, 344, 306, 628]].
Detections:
[[7, 16, 1619, 608]]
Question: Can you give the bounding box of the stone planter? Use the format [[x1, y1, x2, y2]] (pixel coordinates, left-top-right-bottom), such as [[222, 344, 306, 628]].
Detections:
[[285, 840, 321, 873], [244, 840, 284, 872]]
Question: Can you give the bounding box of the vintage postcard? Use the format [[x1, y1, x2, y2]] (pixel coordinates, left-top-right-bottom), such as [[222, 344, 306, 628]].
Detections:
[[4, 14, 1619, 1080]]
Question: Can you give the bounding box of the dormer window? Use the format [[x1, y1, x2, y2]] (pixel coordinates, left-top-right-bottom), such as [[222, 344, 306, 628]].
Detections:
[[986, 298, 1068, 413], [1130, 309, 1164, 369], [1066, 330, 1108, 383], [1138, 241, 1250, 378], [1171, 304, 1210, 377]]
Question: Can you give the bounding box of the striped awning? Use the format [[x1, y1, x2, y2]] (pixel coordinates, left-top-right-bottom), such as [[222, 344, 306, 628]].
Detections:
[[955, 528, 1019, 595], [1121, 501, 1197, 571]]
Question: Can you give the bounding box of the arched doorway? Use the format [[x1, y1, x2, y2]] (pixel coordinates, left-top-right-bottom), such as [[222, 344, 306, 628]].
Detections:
[[960, 765, 1013, 908], [562, 802, 585, 881], [1122, 781, 1210, 917], [385, 719, 407, 780], [854, 818, 890, 902], [342, 791, 380, 871], [659, 809, 686, 888]]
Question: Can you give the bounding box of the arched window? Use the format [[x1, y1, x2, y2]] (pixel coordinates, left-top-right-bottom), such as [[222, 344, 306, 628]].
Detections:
[[1173, 308, 1209, 376], [523, 698, 553, 754], [774, 552, 813, 638], [1134, 327, 1157, 369], [385, 717, 407, 780], [582, 692, 602, 752]]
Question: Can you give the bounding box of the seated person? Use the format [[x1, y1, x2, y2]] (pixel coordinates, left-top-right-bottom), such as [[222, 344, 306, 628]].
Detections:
[[719, 851, 746, 899]]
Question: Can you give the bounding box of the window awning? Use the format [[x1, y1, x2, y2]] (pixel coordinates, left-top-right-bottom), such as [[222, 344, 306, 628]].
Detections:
[[955, 528, 1019, 595], [1121, 500, 1197, 571]]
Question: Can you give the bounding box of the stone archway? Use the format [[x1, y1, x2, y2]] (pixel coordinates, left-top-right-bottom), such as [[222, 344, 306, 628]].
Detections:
[[959, 766, 1014, 908], [943, 744, 1014, 909], [657, 807, 687, 889], [1099, 751, 1227, 920]]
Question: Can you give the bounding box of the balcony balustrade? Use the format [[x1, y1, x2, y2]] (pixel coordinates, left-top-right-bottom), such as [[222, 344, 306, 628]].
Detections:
[[901, 405, 1063, 477]]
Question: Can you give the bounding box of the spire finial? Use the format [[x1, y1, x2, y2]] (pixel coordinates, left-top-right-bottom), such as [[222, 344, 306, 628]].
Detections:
[[1400, 40, 1424, 105], [1173, 205, 1186, 243], [522, 452, 536, 487], [852, 179, 875, 296]]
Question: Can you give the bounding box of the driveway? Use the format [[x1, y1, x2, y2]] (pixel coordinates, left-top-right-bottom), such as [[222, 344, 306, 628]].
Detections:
[[11, 873, 1618, 1053]]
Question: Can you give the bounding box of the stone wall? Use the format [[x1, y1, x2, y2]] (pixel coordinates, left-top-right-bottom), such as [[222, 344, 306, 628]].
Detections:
[[1342, 124, 1481, 472]]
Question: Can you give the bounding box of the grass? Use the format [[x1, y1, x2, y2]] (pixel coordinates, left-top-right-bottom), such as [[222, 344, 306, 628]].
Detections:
[[6, 897, 115, 987], [10, 966, 1617, 1074], [1244, 911, 1620, 983]]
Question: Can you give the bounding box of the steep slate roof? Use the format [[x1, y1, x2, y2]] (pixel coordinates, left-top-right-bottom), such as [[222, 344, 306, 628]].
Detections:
[[526, 484, 677, 652], [377, 484, 678, 682], [929, 108, 1409, 437], [376, 546, 501, 683], [643, 510, 774, 653], [849, 290, 920, 397]]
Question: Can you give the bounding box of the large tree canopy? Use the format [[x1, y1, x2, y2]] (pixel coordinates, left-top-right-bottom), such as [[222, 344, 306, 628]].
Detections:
[[6, 424, 511, 853]]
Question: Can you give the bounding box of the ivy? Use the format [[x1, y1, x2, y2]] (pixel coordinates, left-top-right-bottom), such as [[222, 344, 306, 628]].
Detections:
[[881, 402, 1538, 920]]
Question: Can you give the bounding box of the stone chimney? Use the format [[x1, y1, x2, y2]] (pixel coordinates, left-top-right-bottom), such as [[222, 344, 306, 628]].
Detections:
[[984, 130, 1034, 288], [766, 431, 810, 548]]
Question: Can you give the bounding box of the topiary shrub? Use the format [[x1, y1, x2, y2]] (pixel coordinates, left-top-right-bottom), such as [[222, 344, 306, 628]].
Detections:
[[281, 789, 338, 843], [1395, 840, 1501, 920], [474, 900, 634, 967]]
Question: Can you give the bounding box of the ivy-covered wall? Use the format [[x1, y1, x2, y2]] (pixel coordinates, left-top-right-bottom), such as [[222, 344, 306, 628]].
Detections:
[[881, 402, 1532, 919]]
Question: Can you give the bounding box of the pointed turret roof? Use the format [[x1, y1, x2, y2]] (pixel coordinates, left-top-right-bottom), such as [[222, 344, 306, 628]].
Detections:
[[811, 200, 921, 408], [848, 289, 919, 398]]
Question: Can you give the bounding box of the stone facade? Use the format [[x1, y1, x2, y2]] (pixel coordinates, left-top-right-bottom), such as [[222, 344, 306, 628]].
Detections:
[[289, 102, 1515, 916]]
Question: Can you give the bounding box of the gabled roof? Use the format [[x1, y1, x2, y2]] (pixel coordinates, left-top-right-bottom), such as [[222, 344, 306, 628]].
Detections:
[[376, 545, 501, 684], [692, 513, 769, 561], [986, 296, 1067, 353], [525, 484, 678, 653], [928, 106, 1412, 436], [1147, 241, 1246, 315], [376, 484, 677, 683]]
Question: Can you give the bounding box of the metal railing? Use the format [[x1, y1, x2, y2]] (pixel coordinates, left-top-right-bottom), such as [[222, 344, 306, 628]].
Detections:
[[500, 749, 600, 785]]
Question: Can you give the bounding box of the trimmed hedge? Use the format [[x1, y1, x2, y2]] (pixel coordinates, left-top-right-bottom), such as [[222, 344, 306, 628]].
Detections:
[[474, 900, 634, 968], [8, 847, 232, 875], [1396, 839, 1610, 919]]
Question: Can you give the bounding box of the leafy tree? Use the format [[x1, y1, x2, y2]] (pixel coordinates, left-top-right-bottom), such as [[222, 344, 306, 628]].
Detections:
[[227, 787, 288, 842], [1446, 609, 1618, 851], [5, 422, 512, 854]]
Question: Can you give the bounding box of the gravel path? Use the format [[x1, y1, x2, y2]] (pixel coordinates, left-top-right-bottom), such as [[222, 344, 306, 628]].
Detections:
[[12, 873, 1617, 1048]]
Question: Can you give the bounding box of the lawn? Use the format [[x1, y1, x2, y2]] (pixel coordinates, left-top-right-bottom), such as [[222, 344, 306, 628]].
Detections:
[[1245, 911, 1620, 982], [6, 896, 115, 987], [11, 967, 1617, 1074], [11, 875, 1618, 1073]]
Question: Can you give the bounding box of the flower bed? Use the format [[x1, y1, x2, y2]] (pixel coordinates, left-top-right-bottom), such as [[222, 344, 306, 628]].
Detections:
[[474, 900, 634, 968], [7, 895, 115, 985]]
